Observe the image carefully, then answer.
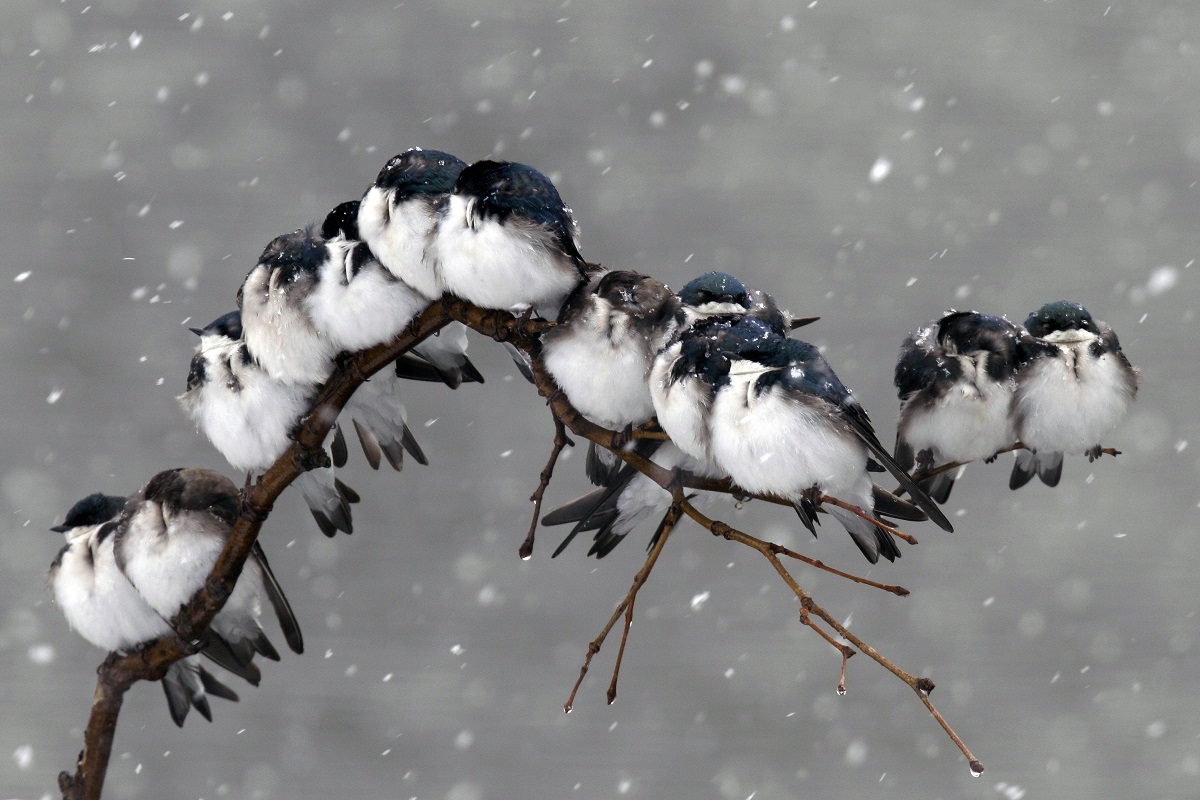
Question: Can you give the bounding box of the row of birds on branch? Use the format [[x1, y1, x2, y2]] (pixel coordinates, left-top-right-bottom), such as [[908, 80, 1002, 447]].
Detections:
[[48, 146, 1138, 726]]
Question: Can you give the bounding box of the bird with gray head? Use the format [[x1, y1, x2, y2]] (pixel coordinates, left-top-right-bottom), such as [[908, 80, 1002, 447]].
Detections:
[[113, 468, 304, 675], [541, 269, 681, 486]]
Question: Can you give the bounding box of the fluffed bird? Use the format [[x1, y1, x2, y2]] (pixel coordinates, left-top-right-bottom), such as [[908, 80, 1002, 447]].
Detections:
[[49, 493, 243, 726], [238, 228, 340, 386], [430, 159, 592, 317], [1009, 301, 1138, 488], [704, 320, 952, 563], [113, 468, 304, 672], [177, 312, 358, 536], [894, 310, 1033, 502], [357, 148, 468, 301], [541, 269, 680, 484]]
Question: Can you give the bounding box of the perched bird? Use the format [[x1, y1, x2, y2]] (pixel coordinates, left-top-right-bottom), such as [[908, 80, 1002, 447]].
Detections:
[[1009, 301, 1138, 488], [541, 270, 680, 485], [355, 150, 485, 387], [49, 493, 242, 726], [114, 468, 305, 672], [357, 148, 468, 301], [238, 228, 340, 386], [704, 320, 953, 563], [430, 159, 591, 317], [649, 311, 754, 469], [312, 200, 430, 354], [648, 272, 817, 469], [178, 312, 358, 536], [675, 271, 818, 333], [894, 311, 1032, 502]]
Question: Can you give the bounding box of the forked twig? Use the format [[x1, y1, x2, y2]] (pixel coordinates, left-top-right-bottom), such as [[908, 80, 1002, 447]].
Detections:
[[671, 496, 982, 774], [565, 503, 682, 712], [766, 540, 909, 596], [520, 416, 574, 559]]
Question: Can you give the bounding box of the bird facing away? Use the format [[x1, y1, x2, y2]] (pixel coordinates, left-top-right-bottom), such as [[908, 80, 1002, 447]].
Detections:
[[1009, 301, 1138, 488], [113, 468, 305, 671], [430, 159, 592, 317], [357, 148, 468, 301]]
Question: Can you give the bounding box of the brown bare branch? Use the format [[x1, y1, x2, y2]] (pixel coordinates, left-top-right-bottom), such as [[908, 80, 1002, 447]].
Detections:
[[520, 416, 574, 559], [564, 503, 682, 712]]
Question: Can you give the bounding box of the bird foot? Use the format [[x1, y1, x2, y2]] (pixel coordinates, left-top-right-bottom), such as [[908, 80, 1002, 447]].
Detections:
[[611, 424, 634, 452]]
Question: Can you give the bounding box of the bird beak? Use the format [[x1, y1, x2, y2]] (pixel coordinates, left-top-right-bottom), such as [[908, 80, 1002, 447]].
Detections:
[[189, 327, 206, 337], [789, 316, 820, 330], [50, 523, 71, 533]]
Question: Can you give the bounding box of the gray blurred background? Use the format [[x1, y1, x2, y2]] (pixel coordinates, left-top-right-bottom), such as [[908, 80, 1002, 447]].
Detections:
[[2, 1, 1197, 798]]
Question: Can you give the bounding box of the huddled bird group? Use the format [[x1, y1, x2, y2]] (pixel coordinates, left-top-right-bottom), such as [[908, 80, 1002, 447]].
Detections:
[[49, 146, 1139, 726]]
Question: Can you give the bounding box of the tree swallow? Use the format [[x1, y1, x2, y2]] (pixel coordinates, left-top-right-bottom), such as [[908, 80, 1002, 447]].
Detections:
[[894, 310, 1032, 502], [541, 269, 681, 484], [114, 468, 305, 671], [676, 271, 817, 333], [312, 200, 431, 354], [357, 148, 468, 301], [704, 320, 953, 563], [1009, 301, 1138, 488], [238, 228, 341, 386], [49, 493, 242, 726], [177, 312, 358, 536], [431, 159, 592, 317]]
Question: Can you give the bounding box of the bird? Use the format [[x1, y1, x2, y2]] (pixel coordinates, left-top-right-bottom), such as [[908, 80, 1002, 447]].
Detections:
[[675, 271, 818, 333], [357, 148, 468, 301], [311, 200, 431, 355], [894, 310, 1033, 502], [177, 312, 359, 536], [238, 228, 341, 386], [648, 271, 818, 469], [48, 492, 243, 726], [1009, 301, 1138, 489], [430, 159, 592, 317], [540, 269, 680, 485], [703, 319, 953, 563], [113, 468, 305, 673]]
